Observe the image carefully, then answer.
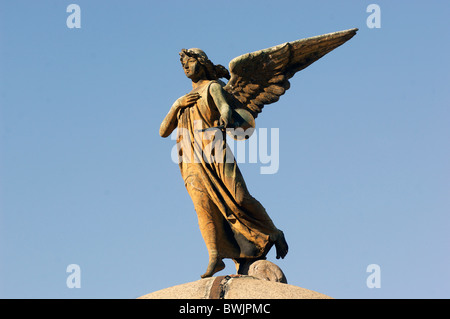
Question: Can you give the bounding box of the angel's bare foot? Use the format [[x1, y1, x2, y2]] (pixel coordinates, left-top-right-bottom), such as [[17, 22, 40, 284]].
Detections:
[[274, 230, 288, 259], [201, 256, 225, 278]]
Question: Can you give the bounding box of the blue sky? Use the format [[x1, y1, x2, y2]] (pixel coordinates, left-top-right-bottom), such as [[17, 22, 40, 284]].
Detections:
[[0, 0, 449, 299]]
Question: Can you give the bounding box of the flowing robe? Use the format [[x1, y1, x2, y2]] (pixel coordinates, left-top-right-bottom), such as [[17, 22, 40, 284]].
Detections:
[[176, 80, 278, 260]]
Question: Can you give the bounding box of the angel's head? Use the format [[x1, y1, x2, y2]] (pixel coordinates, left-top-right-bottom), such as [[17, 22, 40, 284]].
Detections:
[[179, 48, 230, 82]]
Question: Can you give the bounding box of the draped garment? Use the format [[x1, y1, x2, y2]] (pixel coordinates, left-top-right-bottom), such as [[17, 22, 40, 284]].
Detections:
[[176, 80, 278, 259]]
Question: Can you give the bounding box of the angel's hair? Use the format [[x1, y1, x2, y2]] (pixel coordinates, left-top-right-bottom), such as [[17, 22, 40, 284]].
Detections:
[[180, 48, 230, 81]]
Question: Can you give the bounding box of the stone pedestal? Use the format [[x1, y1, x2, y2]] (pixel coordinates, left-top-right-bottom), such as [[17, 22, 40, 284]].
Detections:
[[138, 275, 332, 299]]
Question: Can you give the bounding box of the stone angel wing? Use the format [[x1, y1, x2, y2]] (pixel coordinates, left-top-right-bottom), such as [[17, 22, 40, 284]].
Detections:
[[223, 28, 358, 119]]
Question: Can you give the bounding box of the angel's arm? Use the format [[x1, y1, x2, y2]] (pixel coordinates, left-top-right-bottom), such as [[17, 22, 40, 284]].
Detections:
[[209, 82, 232, 127], [159, 101, 180, 138], [159, 93, 200, 137]]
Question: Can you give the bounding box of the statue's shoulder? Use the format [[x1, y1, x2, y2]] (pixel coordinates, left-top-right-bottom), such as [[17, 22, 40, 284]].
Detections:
[[207, 80, 228, 95], [195, 80, 219, 96]]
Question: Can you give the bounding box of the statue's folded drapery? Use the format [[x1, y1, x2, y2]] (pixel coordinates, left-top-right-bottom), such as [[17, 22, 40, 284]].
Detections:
[[176, 80, 279, 260]]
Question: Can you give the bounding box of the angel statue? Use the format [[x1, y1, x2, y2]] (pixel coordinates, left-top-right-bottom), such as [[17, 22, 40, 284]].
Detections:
[[159, 28, 358, 278]]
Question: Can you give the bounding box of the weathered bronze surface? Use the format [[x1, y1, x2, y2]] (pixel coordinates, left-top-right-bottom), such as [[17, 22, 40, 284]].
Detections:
[[160, 29, 358, 278]]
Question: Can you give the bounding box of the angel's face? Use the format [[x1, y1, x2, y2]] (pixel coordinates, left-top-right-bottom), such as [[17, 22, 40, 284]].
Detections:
[[182, 56, 204, 81]]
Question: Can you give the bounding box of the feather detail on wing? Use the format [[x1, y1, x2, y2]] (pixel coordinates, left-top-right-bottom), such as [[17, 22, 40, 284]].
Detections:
[[223, 28, 358, 118]]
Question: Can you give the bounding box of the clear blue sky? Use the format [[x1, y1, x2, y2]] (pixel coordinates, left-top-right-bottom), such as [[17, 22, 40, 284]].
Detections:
[[1, 0, 449, 299]]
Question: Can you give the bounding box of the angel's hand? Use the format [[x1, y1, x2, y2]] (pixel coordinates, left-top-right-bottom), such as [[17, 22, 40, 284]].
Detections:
[[175, 93, 200, 110], [219, 109, 233, 128]]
